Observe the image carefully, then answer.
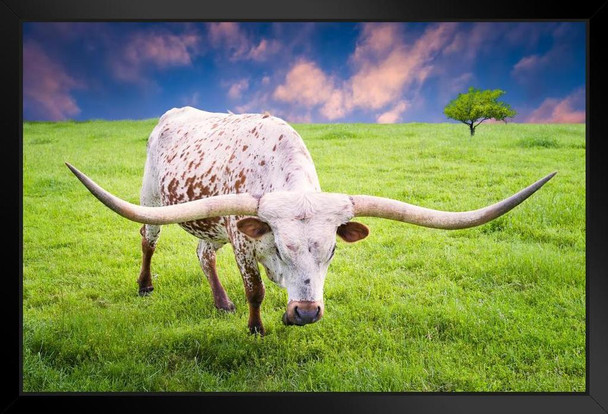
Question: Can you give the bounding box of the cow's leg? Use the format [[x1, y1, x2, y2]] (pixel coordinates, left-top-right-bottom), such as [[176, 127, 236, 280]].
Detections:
[[138, 161, 161, 296], [197, 240, 235, 312], [231, 236, 266, 335], [138, 224, 160, 296]]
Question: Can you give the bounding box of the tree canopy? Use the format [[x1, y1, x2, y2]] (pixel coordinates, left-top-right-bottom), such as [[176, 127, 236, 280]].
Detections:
[[444, 87, 516, 136]]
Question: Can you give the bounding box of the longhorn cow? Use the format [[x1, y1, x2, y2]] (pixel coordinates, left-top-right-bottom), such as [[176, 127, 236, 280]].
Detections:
[[67, 106, 555, 335]]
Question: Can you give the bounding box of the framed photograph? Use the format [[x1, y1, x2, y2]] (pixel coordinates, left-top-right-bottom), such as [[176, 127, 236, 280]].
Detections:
[[7, 0, 608, 412]]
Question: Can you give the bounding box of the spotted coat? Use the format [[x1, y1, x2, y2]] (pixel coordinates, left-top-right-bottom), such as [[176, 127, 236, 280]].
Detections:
[[144, 107, 320, 238], [139, 106, 341, 334]]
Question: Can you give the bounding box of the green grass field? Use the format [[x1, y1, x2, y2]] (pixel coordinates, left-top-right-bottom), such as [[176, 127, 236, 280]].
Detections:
[[23, 120, 585, 392]]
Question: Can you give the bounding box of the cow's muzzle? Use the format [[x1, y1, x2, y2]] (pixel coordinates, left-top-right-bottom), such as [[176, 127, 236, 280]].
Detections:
[[282, 301, 324, 326]]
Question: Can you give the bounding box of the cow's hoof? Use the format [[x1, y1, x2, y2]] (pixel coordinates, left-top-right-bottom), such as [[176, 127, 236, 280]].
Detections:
[[249, 324, 266, 336], [138, 286, 154, 296], [216, 300, 236, 313]]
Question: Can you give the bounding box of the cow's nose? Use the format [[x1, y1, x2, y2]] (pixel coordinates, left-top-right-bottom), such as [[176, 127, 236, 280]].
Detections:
[[283, 301, 324, 326]]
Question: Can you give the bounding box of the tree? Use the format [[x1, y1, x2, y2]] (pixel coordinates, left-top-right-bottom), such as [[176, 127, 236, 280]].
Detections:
[[444, 87, 516, 136]]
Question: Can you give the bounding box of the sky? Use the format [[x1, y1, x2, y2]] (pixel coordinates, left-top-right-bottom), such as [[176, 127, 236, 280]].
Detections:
[[23, 22, 586, 124]]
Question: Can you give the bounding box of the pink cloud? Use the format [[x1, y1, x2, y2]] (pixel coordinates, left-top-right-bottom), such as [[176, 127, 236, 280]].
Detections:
[[207, 22, 280, 62], [351, 23, 401, 61], [23, 41, 84, 120], [449, 72, 474, 93], [444, 23, 551, 61], [512, 54, 547, 78], [525, 88, 585, 123], [443, 23, 500, 60], [271, 23, 458, 122], [320, 89, 349, 120], [248, 38, 281, 61], [207, 22, 241, 42], [273, 60, 336, 107], [272, 60, 350, 121], [111, 30, 201, 83], [377, 100, 409, 123], [350, 23, 458, 111], [227, 78, 250, 99], [511, 41, 569, 81], [208, 22, 250, 60]]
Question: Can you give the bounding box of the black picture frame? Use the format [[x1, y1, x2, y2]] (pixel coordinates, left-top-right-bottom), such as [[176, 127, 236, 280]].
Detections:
[[5, 0, 607, 413]]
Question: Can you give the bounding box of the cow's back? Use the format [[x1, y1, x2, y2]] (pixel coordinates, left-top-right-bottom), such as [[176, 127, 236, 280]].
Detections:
[[143, 106, 321, 241]]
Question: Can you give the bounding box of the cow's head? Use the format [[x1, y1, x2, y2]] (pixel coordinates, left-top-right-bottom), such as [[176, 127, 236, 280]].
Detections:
[[236, 192, 368, 325], [65, 162, 555, 327]]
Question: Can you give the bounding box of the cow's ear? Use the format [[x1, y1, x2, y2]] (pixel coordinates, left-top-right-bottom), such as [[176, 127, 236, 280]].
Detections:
[[237, 217, 272, 239], [337, 221, 369, 243]]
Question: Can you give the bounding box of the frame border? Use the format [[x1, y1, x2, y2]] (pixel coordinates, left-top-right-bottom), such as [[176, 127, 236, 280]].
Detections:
[[6, 1, 607, 413]]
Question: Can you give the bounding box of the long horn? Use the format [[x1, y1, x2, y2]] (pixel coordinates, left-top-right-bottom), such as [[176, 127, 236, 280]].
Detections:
[[351, 172, 556, 230], [66, 163, 258, 225]]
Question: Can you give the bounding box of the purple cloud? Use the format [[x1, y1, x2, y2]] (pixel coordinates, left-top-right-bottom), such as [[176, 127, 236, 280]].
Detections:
[[110, 29, 201, 84], [525, 88, 585, 123], [23, 41, 84, 121]]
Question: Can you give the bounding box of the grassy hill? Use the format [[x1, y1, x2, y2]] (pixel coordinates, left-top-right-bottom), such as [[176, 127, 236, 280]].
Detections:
[[22, 120, 585, 392]]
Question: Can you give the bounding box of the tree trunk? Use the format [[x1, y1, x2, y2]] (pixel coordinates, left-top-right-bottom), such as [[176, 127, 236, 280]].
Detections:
[[469, 123, 475, 136]]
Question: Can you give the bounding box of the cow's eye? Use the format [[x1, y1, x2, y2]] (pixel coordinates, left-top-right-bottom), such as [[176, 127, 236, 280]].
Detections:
[[275, 246, 283, 261], [328, 244, 336, 262]]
